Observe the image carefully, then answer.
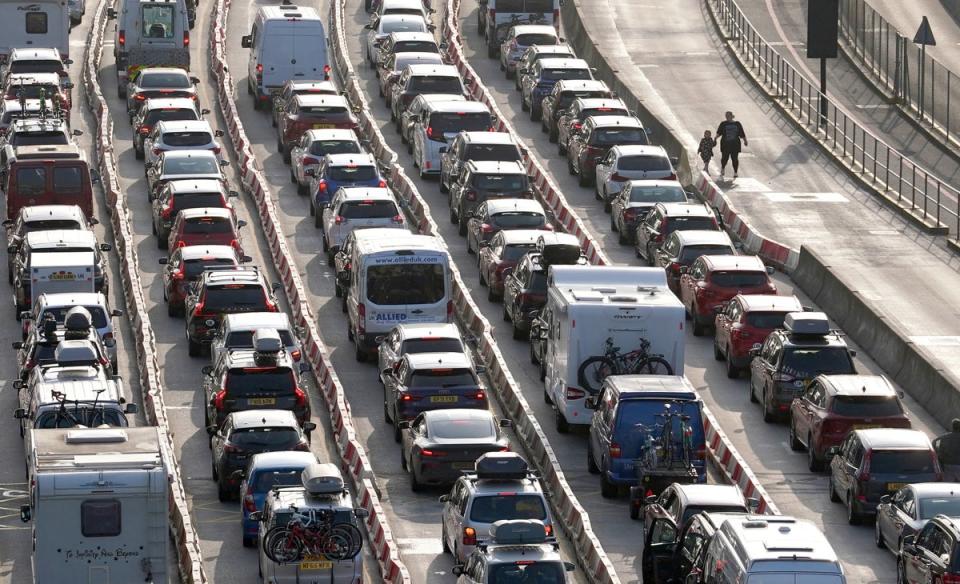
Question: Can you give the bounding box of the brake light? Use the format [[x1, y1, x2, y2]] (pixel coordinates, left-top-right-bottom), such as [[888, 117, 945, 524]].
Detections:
[[544, 525, 552, 537], [256, 64, 263, 74], [463, 527, 477, 546], [465, 189, 477, 201], [942, 574, 960, 584], [664, 173, 677, 181], [669, 263, 683, 274], [230, 239, 241, 252], [171, 268, 184, 281], [696, 447, 706, 460], [294, 387, 307, 408], [264, 295, 278, 312], [480, 223, 493, 233], [317, 180, 328, 192], [243, 488, 257, 512], [553, 8, 559, 23], [857, 450, 871, 483], [357, 303, 365, 335], [400, 393, 415, 402], [609, 442, 621, 458], [572, 122, 582, 130], [212, 146, 221, 155], [421, 449, 446, 457], [302, 156, 319, 166], [323, 64, 331, 80], [223, 443, 241, 454], [473, 390, 486, 401], [213, 389, 226, 410], [334, 215, 346, 225], [377, 179, 386, 188], [610, 172, 627, 182], [565, 387, 586, 400], [183, 31, 189, 47], [152, 147, 161, 155], [119, 30, 125, 46], [139, 125, 151, 135], [391, 214, 403, 224], [291, 349, 301, 361], [192, 300, 205, 317], [103, 332, 114, 343], [427, 126, 433, 139], [161, 197, 175, 219]]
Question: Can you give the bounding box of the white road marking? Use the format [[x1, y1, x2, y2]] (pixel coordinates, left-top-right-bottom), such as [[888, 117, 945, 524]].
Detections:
[[855, 104, 892, 109], [763, 192, 849, 203], [909, 336, 960, 347], [396, 537, 443, 555], [723, 177, 770, 192]]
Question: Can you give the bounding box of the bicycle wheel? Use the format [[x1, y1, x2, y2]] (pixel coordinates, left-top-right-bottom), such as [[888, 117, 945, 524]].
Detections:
[[633, 356, 674, 375], [264, 527, 303, 564], [577, 356, 617, 394], [321, 524, 364, 560]]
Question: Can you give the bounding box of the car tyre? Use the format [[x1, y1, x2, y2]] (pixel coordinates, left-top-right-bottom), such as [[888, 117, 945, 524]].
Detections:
[[599, 466, 618, 498], [393, 418, 402, 443], [441, 525, 451, 554], [762, 387, 777, 423], [713, 339, 724, 361], [243, 535, 256, 548], [555, 407, 570, 434], [725, 351, 740, 378], [383, 392, 392, 423], [188, 336, 202, 357], [578, 166, 591, 187], [748, 380, 759, 403], [808, 434, 824, 471], [828, 475, 841, 502], [788, 418, 803, 451], [400, 449, 407, 471], [587, 442, 600, 474], [355, 343, 366, 363], [875, 517, 886, 549], [847, 493, 862, 525], [410, 468, 423, 493], [897, 558, 908, 584], [511, 321, 525, 340], [217, 479, 231, 503]]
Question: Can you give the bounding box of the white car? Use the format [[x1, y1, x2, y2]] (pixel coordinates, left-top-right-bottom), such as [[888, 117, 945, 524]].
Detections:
[[67, 0, 86, 24], [498, 25, 561, 77], [594, 144, 676, 208], [376, 322, 465, 384], [210, 312, 304, 368], [365, 14, 432, 66], [412, 100, 493, 179], [374, 0, 431, 19], [143, 120, 224, 168], [289, 129, 364, 194], [24, 292, 123, 367], [374, 31, 439, 70], [321, 187, 405, 263]]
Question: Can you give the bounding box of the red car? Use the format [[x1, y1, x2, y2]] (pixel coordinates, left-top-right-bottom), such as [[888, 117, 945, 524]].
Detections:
[[477, 229, 542, 301], [789, 374, 911, 468], [270, 80, 338, 128], [276, 94, 357, 162], [678, 255, 776, 336], [158, 244, 247, 316], [713, 294, 803, 378], [167, 208, 246, 253]]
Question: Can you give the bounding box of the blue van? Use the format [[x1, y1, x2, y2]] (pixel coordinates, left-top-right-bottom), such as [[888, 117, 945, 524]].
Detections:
[[239, 450, 318, 547], [585, 375, 706, 498]]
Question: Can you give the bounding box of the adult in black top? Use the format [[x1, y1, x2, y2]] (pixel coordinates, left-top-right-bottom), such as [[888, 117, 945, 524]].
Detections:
[[715, 111, 747, 178], [935, 419, 960, 481]]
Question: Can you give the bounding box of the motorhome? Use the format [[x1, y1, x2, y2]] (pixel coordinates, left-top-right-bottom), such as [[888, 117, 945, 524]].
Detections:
[[20, 427, 169, 584], [0, 3, 71, 62], [539, 265, 685, 432]]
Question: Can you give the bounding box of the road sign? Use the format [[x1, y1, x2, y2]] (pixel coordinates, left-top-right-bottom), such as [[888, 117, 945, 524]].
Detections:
[[913, 16, 936, 46]]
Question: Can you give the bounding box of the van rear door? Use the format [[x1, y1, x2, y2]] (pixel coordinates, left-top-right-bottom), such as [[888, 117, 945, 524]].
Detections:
[[292, 21, 327, 81], [363, 251, 449, 334], [140, 2, 181, 50], [259, 20, 293, 92]]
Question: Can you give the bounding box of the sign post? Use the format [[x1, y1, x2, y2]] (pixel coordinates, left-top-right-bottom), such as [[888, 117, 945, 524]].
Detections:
[[913, 16, 936, 119], [807, 0, 839, 129]]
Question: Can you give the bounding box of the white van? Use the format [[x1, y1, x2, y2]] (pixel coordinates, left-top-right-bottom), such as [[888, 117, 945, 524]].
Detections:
[[0, 2, 70, 62], [540, 265, 685, 432], [346, 234, 451, 361], [242, 3, 330, 109], [107, 0, 191, 92]]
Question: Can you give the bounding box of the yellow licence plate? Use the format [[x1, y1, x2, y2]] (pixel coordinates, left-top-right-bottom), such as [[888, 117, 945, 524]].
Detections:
[[453, 462, 474, 470], [887, 482, 906, 491], [247, 398, 276, 406], [300, 560, 333, 570], [854, 424, 880, 429], [430, 395, 458, 403], [313, 123, 335, 129]]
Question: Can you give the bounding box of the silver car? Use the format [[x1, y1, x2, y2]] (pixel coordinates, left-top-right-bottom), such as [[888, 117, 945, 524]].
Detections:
[[452, 520, 575, 583], [377, 322, 466, 384], [320, 187, 405, 263], [209, 312, 304, 369], [594, 144, 676, 207], [875, 482, 960, 554]]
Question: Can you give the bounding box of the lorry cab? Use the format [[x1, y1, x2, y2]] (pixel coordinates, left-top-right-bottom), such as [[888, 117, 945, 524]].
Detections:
[[4, 143, 96, 220], [108, 0, 191, 94], [242, 3, 330, 108]]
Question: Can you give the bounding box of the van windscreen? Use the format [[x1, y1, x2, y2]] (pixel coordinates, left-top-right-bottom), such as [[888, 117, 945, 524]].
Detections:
[[366, 263, 445, 305], [225, 368, 295, 397], [141, 4, 176, 40]]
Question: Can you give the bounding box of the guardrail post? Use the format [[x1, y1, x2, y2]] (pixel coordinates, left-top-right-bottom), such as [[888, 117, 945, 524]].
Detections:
[[843, 116, 848, 157], [898, 157, 903, 201], [872, 140, 878, 180], [885, 148, 890, 188], [911, 165, 917, 208]]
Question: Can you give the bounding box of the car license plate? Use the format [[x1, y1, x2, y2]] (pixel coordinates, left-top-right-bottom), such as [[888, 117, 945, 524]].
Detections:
[[300, 559, 333, 570], [887, 482, 906, 491], [49, 271, 77, 281], [247, 398, 276, 406], [313, 123, 334, 129], [430, 395, 458, 403], [854, 424, 880, 430], [453, 462, 473, 470]]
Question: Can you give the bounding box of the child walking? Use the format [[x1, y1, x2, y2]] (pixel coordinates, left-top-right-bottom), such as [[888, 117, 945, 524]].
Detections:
[[698, 130, 716, 172]]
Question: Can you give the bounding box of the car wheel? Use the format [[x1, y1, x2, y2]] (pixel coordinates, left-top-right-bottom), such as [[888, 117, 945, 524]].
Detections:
[[558, 140, 566, 156], [135, 145, 144, 160], [847, 493, 862, 525], [487, 287, 500, 303], [762, 387, 776, 423], [410, 467, 423, 492], [828, 474, 841, 502], [713, 339, 724, 361], [539, 359, 546, 381], [808, 434, 824, 471], [578, 166, 591, 187], [521, 96, 529, 112], [897, 558, 907, 584], [587, 442, 600, 474], [610, 214, 618, 232], [567, 155, 577, 175], [511, 320, 525, 341], [503, 304, 511, 322], [383, 391, 392, 423], [188, 336, 201, 357], [555, 407, 569, 434], [788, 418, 803, 451], [314, 210, 323, 228], [748, 379, 759, 403], [393, 417, 402, 443], [725, 350, 740, 378], [277, 138, 284, 153], [217, 479, 231, 503], [458, 214, 468, 236], [355, 343, 366, 363], [290, 167, 298, 184], [211, 460, 219, 479], [599, 465, 618, 498], [691, 308, 706, 336], [530, 341, 539, 365], [243, 534, 256, 548], [875, 517, 886, 549], [466, 235, 475, 255], [449, 206, 458, 225], [167, 302, 179, 318], [441, 524, 451, 554], [400, 449, 408, 471], [439, 178, 449, 194]]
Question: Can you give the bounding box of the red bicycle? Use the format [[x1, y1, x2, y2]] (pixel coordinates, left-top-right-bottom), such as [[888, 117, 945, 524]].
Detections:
[[262, 507, 363, 563]]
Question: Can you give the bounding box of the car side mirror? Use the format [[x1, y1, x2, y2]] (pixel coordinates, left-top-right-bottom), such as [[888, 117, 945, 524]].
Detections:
[[241, 35, 252, 48], [749, 343, 761, 357], [111, 309, 124, 317], [903, 534, 917, 554], [228, 190, 239, 198], [106, 7, 116, 18], [502, 267, 514, 278], [90, 171, 101, 184], [747, 497, 760, 512], [201, 365, 213, 376], [353, 507, 370, 519], [12, 341, 23, 350], [124, 403, 138, 414], [880, 494, 891, 504], [237, 220, 248, 228], [248, 511, 263, 522], [452, 565, 464, 576], [499, 419, 513, 428], [144, 162, 154, 169], [826, 446, 840, 456], [669, 156, 680, 167], [363, 23, 373, 29], [644, 495, 657, 504], [63, 81, 75, 90], [439, 494, 451, 503], [713, 305, 724, 314], [104, 337, 116, 348], [219, 159, 230, 167], [206, 424, 218, 435], [241, 255, 253, 263], [478, 240, 490, 248], [14, 408, 27, 419], [585, 396, 598, 409], [850, 350, 857, 358], [214, 130, 224, 138], [397, 421, 410, 430], [765, 266, 775, 275], [100, 243, 112, 252], [6, 245, 15, 254], [305, 169, 315, 177], [201, 108, 211, 115], [271, 282, 282, 292], [20, 505, 31, 523], [564, 562, 575, 572], [19, 311, 31, 320], [231, 469, 245, 481], [303, 421, 317, 433], [158, 257, 168, 265], [678, 266, 688, 274]]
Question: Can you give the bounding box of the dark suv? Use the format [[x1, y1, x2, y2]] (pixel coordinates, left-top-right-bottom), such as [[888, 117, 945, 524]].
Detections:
[[540, 79, 615, 142], [748, 312, 857, 425], [449, 160, 533, 234], [184, 268, 281, 356], [439, 131, 523, 194], [634, 202, 721, 265]]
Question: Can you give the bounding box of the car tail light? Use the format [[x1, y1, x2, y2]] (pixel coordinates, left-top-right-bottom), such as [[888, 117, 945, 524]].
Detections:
[[334, 215, 346, 225], [446, 300, 454, 320], [223, 443, 241, 454], [135, 94, 147, 101], [773, 372, 796, 382], [465, 189, 477, 201], [357, 303, 365, 336], [421, 449, 446, 457], [553, 8, 559, 23], [230, 239, 241, 252], [565, 387, 586, 400], [664, 173, 677, 181], [192, 300, 206, 317], [544, 525, 553, 537], [623, 208, 639, 219], [857, 450, 872, 483], [294, 387, 307, 408], [653, 233, 664, 243], [264, 297, 278, 312], [463, 527, 477, 546], [302, 156, 319, 166], [152, 147, 161, 155], [480, 223, 493, 233], [119, 30, 125, 46], [400, 393, 417, 402], [293, 440, 310, 452], [391, 214, 403, 224], [99, 355, 110, 366], [473, 390, 486, 401], [291, 349, 301, 361], [25, 358, 36, 370], [161, 198, 175, 219], [213, 389, 226, 410], [212, 146, 221, 155], [139, 125, 151, 135], [377, 179, 387, 188], [183, 31, 189, 47], [669, 263, 683, 274], [942, 574, 960, 584], [317, 180, 328, 192], [572, 122, 582, 131], [323, 64, 331, 80], [609, 442, 621, 458], [610, 172, 627, 182], [172, 268, 184, 281], [243, 488, 257, 512]]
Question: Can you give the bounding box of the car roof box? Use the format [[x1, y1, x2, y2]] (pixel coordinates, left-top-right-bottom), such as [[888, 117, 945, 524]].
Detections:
[[536, 233, 582, 268], [301, 463, 345, 496], [490, 519, 547, 545], [475, 452, 528, 480], [63, 306, 92, 339], [253, 328, 283, 365], [783, 312, 830, 336]]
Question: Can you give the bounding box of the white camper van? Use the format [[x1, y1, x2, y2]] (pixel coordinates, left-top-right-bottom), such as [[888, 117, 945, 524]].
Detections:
[[0, 1, 71, 62], [107, 0, 191, 93], [241, 3, 330, 109], [540, 265, 685, 432], [21, 427, 169, 584], [346, 234, 451, 361]]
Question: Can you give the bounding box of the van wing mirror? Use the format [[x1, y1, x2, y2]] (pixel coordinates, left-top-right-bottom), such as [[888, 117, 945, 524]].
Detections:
[[353, 507, 370, 519], [12, 341, 23, 350], [14, 408, 27, 419], [248, 511, 262, 522], [124, 403, 138, 414], [111, 309, 124, 317], [303, 422, 317, 433], [158, 257, 168, 265], [241, 35, 252, 48], [20, 505, 31, 523], [106, 7, 116, 18]]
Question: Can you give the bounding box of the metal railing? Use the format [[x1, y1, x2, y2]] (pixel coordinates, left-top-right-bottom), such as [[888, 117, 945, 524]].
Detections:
[[708, 0, 960, 239], [839, 0, 960, 146]]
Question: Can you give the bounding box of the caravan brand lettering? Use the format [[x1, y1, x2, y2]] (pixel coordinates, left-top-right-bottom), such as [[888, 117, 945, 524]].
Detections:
[[64, 546, 141, 561], [17, 4, 42, 10]]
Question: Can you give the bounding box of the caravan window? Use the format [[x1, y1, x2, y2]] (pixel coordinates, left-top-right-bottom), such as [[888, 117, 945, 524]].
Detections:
[[525, 0, 554, 11], [25, 13, 48, 34], [142, 4, 175, 39], [81, 500, 122, 537]]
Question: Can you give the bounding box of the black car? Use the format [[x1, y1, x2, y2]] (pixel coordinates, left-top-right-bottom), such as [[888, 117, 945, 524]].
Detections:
[[184, 268, 281, 356], [643, 511, 749, 584], [438, 131, 523, 194], [540, 79, 614, 142], [448, 160, 533, 235], [528, 310, 548, 380], [208, 409, 314, 501]]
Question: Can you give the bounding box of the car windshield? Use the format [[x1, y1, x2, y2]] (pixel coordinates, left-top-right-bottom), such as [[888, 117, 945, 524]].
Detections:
[[558, 90, 607, 109], [401, 337, 463, 354], [173, 192, 225, 212], [780, 347, 854, 379], [253, 469, 304, 492], [470, 494, 547, 522], [678, 245, 733, 264], [830, 396, 903, 417], [621, 155, 670, 171], [870, 450, 935, 474], [10, 131, 69, 146], [9, 61, 63, 75], [226, 329, 295, 348], [36, 408, 125, 428], [183, 257, 237, 279], [146, 109, 199, 125], [408, 76, 463, 93], [228, 427, 301, 448], [142, 4, 175, 39], [367, 263, 445, 305], [340, 200, 398, 219], [163, 131, 211, 147], [409, 368, 476, 388], [298, 106, 351, 120], [527, 270, 547, 292], [309, 140, 361, 157], [429, 112, 492, 134], [541, 68, 591, 81], [629, 185, 685, 203], [746, 573, 844, 584], [589, 127, 648, 146], [394, 41, 438, 53], [491, 212, 544, 228], [225, 368, 296, 397], [488, 562, 566, 583], [919, 497, 960, 520], [429, 417, 495, 439], [516, 34, 558, 46], [710, 271, 768, 288], [744, 311, 789, 329], [665, 216, 717, 234], [203, 285, 267, 311], [475, 174, 526, 192], [38, 306, 108, 328], [139, 72, 191, 89], [163, 156, 220, 175], [24, 219, 82, 233], [328, 165, 378, 182], [502, 243, 537, 261], [465, 144, 521, 162], [182, 216, 232, 234], [382, 19, 427, 33]]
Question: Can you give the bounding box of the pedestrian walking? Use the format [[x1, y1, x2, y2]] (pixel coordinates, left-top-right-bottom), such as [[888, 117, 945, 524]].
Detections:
[[697, 130, 716, 172], [933, 419, 960, 482], [715, 111, 747, 178]]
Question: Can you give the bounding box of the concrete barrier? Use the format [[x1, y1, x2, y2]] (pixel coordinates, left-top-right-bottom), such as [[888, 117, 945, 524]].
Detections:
[[82, 0, 207, 581]]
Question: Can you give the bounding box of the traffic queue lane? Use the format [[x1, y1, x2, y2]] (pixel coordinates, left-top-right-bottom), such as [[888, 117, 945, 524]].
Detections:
[[89, 3, 384, 582], [445, 0, 952, 581], [222, 0, 590, 582], [0, 14, 160, 583]]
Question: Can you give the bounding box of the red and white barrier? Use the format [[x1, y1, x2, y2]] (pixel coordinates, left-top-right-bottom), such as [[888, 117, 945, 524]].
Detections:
[[82, 0, 207, 581], [207, 0, 409, 581]]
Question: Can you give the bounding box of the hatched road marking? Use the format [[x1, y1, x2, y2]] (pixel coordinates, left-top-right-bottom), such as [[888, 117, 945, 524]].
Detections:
[[763, 192, 849, 203]]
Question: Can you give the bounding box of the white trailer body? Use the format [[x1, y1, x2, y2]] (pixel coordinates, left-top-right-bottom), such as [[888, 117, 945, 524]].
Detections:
[[29, 250, 95, 307], [0, 0, 70, 62]]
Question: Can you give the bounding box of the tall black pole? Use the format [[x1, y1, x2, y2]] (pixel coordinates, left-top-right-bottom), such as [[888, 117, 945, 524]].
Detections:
[[820, 57, 827, 129]]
